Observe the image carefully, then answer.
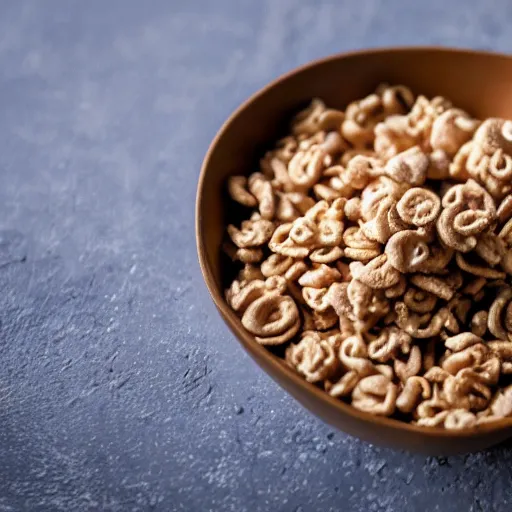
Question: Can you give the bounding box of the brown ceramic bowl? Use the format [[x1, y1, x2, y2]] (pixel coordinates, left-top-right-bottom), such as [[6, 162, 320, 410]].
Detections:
[[196, 47, 512, 455]]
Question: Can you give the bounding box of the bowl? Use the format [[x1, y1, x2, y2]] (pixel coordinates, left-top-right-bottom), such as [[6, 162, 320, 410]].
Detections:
[[196, 47, 512, 455]]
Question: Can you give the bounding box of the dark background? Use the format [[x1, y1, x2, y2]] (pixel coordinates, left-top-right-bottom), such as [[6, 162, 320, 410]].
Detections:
[[0, 1, 511, 510]]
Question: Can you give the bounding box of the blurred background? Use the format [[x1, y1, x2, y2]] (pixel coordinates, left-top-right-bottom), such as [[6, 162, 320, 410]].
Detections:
[[0, 1, 511, 511]]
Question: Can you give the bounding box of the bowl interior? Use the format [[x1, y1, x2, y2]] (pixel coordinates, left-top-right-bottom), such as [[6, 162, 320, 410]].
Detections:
[[197, 48, 512, 454]]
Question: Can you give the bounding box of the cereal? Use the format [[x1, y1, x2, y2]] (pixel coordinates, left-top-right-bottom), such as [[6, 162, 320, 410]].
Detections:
[[443, 409, 477, 430], [430, 109, 479, 155], [228, 176, 257, 207], [488, 287, 512, 340], [385, 230, 431, 274], [326, 370, 360, 398], [241, 294, 300, 345], [396, 376, 431, 413], [285, 331, 339, 382], [338, 335, 374, 376], [227, 219, 274, 248], [351, 374, 398, 416], [394, 345, 422, 382], [367, 326, 411, 363], [396, 187, 441, 227], [384, 146, 429, 186], [223, 85, 512, 428]]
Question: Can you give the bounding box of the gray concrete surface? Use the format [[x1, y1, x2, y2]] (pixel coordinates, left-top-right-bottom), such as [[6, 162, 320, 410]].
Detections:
[[0, 1, 511, 510]]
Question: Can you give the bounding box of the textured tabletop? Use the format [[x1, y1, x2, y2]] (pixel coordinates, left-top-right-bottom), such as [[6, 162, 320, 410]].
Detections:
[[1, 1, 512, 511]]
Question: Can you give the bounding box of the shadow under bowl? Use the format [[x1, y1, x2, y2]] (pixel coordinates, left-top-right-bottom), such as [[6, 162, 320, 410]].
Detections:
[[196, 47, 512, 455]]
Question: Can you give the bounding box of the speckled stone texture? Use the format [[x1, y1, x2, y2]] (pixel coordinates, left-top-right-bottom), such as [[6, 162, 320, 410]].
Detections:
[[0, 1, 511, 511]]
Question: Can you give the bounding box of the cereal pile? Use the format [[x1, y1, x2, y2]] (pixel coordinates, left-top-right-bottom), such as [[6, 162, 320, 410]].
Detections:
[[223, 84, 512, 429]]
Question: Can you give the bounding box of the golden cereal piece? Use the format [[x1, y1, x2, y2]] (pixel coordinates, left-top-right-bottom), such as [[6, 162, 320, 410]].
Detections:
[[444, 409, 477, 430], [285, 331, 339, 383], [396, 187, 441, 227], [226, 279, 266, 313], [233, 247, 264, 264], [360, 176, 407, 221], [385, 230, 431, 274], [291, 98, 326, 135], [367, 326, 411, 362], [430, 108, 479, 155], [384, 146, 429, 186], [442, 343, 489, 376], [268, 223, 309, 258], [455, 252, 506, 280], [462, 357, 501, 387], [305, 308, 339, 331], [427, 149, 451, 180], [488, 148, 512, 181], [443, 371, 491, 411], [396, 376, 431, 414], [260, 254, 294, 277], [318, 114, 345, 136], [338, 335, 374, 376], [248, 173, 276, 220], [488, 341, 512, 374], [302, 287, 331, 312], [473, 118, 512, 155], [374, 115, 418, 161], [298, 264, 341, 288], [471, 311, 488, 337], [351, 374, 398, 417], [423, 366, 450, 384], [326, 371, 360, 398], [242, 294, 300, 346], [378, 84, 415, 114], [415, 384, 450, 422], [409, 274, 454, 301], [228, 219, 275, 248], [288, 147, 325, 189], [350, 254, 401, 290], [444, 332, 483, 352], [497, 194, 512, 224], [475, 233, 505, 266], [449, 141, 473, 181], [237, 264, 265, 283], [228, 175, 258, 207], [489, 385, 512, 418], [395, 302, 449, 338], [403, 286, 437, 314], [394, 345, 422, 383], [343, 155, 382, 190], [310, 246, 343, 264], [488, 286, 512, 341]]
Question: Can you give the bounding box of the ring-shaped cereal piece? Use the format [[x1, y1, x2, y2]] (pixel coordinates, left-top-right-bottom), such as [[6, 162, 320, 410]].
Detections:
[[351, 374, 398, 416], [453, 209, 492, 236], [396, 187, 441, 227], [488, 149, 512, 181], [241, 294, 300, 345], [403, 286, 438, 314], [310, 246, 343, 264]]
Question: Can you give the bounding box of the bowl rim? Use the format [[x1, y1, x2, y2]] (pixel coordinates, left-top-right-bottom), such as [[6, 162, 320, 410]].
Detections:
[[196, 46, 512, 438]]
